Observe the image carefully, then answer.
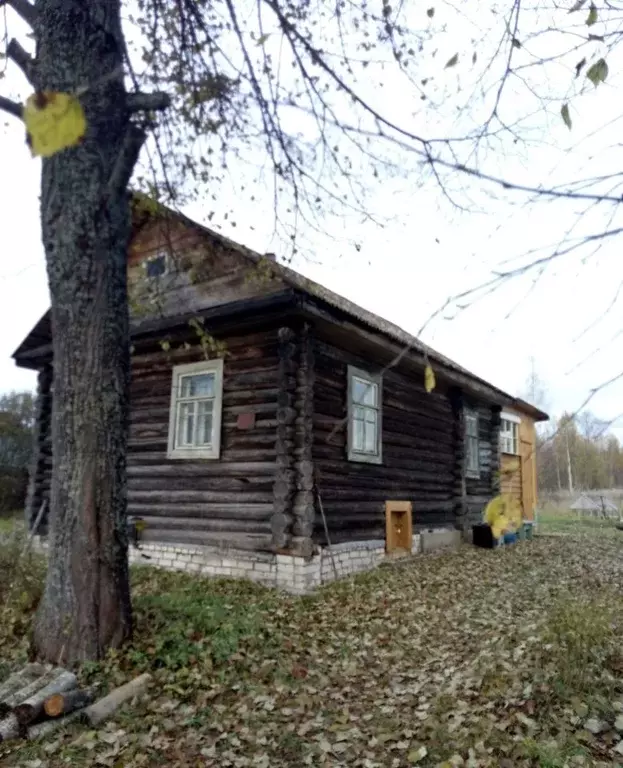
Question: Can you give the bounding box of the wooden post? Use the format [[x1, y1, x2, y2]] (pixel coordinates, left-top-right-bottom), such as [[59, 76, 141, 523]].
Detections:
[[24, 364, 52, 533], [449, 387, 467, 533], [292, 324, 315, 557], [271, 326, 298, 550]]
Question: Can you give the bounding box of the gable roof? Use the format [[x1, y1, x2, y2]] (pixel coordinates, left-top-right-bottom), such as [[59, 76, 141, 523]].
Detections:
[[13, 196, 549, 421]]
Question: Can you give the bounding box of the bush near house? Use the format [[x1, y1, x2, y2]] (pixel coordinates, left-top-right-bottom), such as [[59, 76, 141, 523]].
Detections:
[[0, 392, 35, 515]]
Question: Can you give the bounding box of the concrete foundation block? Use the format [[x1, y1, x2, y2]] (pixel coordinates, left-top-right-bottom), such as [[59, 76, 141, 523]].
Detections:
[[420, 529, 462, 553]]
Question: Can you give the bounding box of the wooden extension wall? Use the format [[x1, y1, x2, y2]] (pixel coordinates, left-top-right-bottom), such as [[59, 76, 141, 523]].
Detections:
[[500, 413, 538, 521], [519, 417, 537, 520], [311, 338, 499, 543]]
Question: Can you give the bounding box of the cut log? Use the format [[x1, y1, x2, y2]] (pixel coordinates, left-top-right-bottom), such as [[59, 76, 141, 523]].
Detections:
[[13, 671, 78, 727], [28, 710, 83, 740], [44, 688, 94, 718], [2, 668, 58, 709], [0, 664, 48, 703], [0, 713, 22, 742], [81, 673, 151, 726]]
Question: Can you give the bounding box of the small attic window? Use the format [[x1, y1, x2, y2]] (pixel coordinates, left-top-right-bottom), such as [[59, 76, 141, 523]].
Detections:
[[145, 252, 168, 278]]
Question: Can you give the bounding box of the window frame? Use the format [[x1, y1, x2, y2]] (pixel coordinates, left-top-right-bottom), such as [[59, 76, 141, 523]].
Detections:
[[347, 365, 383, 465], [464, 407, 480, 478], [167, 359, 224, 460], [144, 250, 169, 279], [500, 411, 520, 455]]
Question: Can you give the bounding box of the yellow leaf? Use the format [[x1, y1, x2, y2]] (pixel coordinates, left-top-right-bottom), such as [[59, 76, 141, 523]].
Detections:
[[424, 364, 436, 393], [23, 91, 86, 158]]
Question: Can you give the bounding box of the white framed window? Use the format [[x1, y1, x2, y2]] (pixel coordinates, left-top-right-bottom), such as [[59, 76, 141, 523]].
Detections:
[[145, 251, 169, 279], [500, 412, 520, 455], [167, 359, 223, 460], [347, 365, 382, 464], [465, 408, 480, 477]]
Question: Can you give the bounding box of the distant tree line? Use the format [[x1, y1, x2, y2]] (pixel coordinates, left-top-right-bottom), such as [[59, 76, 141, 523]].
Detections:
[[520, 361, 623, 495], [537, 413, 623, 494], [0, 391, 35, 514]]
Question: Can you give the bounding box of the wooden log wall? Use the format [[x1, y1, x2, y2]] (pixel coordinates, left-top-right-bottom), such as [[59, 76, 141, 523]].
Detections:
[[27, 320, 503, 551], [271, 326, 297, 550], [25, 364, 52, 533], [312, 339, 457, 543], [449, 387, 467, 531], [292, 324, 315, 555], [490, 405, 502, 496], [125, 327, 280, 551]]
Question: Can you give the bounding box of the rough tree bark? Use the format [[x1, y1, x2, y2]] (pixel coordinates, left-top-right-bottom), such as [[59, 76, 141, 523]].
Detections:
[[32, 0, 139, 664]]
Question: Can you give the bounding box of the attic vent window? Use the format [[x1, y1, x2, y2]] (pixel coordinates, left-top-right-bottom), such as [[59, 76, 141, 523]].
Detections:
[[145, 252, 168, 278]]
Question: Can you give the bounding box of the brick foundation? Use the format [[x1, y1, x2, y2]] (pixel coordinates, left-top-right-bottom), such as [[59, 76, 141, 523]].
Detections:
[[32, 530, 463, 594]]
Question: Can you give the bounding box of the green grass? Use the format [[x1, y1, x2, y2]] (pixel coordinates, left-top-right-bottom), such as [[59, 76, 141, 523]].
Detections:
[[536, 504, 621, 537]]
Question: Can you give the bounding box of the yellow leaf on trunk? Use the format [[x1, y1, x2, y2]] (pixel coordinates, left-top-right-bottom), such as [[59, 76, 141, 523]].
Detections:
[[23, 91, 87, 157]]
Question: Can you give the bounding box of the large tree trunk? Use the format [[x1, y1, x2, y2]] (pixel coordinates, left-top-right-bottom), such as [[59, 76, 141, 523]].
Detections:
[[33, 0, 137, 664]]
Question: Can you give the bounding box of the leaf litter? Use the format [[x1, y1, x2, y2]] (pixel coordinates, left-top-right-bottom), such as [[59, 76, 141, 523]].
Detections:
[[3, 533, 623, 766]]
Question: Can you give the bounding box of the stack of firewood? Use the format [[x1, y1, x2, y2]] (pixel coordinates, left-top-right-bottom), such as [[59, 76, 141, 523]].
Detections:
[[0, 664, 151, 742]]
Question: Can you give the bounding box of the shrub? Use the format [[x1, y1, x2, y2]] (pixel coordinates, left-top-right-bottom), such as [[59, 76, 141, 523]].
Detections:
[[0, 391, 36, 513], [0, 469, 28, 514], [0, 530, 46, 661]]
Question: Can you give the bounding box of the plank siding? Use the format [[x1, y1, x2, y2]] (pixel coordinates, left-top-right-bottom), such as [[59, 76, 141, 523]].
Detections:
[[500, 454, 522, 508], [312, 339, 457, 543]]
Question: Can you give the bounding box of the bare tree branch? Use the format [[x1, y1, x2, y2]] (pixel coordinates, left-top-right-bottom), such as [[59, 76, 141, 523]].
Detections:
[[0, 0, 36, 27], [7, 38, 35, 82], [127, 91, 171, 113], [107, 124, 146, 198], [0, 94, 22, 118]]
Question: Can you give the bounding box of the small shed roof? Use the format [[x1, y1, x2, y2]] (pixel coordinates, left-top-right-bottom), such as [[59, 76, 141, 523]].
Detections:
[[593, 497, 619, 513], [569, 494, 600, 511]]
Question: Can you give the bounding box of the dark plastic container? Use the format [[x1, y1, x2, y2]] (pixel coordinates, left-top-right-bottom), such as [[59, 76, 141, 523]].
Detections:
[[472, 523, 495, 549]]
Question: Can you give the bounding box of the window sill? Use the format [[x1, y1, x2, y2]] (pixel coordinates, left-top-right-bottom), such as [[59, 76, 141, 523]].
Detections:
[[167, 448, 220, 461], [500, 451, 520, 457], [347, 451, 382, 465], [465, 470, 480, 479]]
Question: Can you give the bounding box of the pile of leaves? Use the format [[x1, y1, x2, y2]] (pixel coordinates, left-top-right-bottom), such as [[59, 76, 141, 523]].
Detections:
[[3, 530, 623, 767]]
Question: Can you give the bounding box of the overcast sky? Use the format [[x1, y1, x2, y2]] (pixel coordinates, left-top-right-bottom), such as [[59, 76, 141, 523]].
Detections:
[[2, 1, 623, 436]]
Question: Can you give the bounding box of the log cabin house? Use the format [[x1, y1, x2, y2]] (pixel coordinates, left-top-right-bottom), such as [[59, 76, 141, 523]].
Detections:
[[13, 198, 548, 591]]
